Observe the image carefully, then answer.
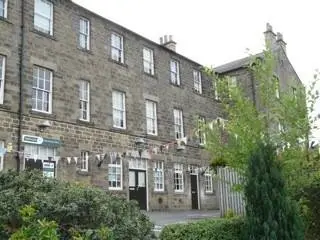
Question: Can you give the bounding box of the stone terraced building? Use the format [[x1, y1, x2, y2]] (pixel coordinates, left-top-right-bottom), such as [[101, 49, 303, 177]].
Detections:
[[0, 0, 302, 211]]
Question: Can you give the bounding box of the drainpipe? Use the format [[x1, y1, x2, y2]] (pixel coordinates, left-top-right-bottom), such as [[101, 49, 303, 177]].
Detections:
[[17, 0, 25, 172]]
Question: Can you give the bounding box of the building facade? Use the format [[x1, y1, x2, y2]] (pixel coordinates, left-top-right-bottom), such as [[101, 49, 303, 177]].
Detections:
[[0, 0, 302, 211]]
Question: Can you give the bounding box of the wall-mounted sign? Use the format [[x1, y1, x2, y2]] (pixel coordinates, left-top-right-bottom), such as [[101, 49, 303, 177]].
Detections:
[[22, 135, 43, 145], [43, 160, 56, 178], [42, 138, 61, 147], [22, 135, 61, 147]]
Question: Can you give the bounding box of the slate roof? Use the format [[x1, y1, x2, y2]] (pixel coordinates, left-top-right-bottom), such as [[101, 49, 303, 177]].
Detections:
[[214, 52, 264, 74]]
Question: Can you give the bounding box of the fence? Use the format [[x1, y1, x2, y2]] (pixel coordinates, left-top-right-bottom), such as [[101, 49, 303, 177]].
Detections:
[[217, 167, 245, 217]]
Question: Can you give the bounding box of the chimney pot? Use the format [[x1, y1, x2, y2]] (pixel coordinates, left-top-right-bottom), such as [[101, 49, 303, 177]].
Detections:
[[276, 32, 283, 41], [276, 32, 286, 53], [266, 22, 273, 32], [160, 34, 177, 52]]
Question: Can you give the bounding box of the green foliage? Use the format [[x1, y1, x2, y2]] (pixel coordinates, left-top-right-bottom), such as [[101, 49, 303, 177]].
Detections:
[[9, 205, 59, 240], [295, 176, 320, 240], [159, 217, 245, 240], [244, 143, 304, 240], [0, 170, 155, 240], [224, 209, 236, 219], [202, 47, 320, 202]]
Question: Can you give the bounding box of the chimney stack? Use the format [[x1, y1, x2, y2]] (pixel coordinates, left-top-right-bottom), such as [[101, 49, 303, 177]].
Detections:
[[276, 32, 286, 53], [264, 23, 287, 53], [160, 35, 176, 52], [264, 23, 276, 48]]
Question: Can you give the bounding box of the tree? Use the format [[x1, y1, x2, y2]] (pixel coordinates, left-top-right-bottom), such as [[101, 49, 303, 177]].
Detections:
[[244, 142, 304, 240], [202, 46, 320, 193], [0, 170, 155, 240]]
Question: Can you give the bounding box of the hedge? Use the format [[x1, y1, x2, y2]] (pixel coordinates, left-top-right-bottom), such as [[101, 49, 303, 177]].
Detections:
[[0, 170, 155, 240], [159, 217, 245, 240]]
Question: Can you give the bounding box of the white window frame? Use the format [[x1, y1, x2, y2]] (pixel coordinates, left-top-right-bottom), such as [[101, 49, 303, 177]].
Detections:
[[79, 80, 90, 121], [274, 75, 280, 99], [0, 141, 4, 171], [173, 109, 184, 139], [112, 91, 126, 129], [228, 76, 237, 97], [146, 100, 157, 135], [204, 170, 213, 193], [0, 0, 7, 18], [193, 70, 202, 94], [0, 55, 6, 104], [34, 0, 53, 35], [79, 17, 90, 50], [198, 116, 206, 145], [32, 66, 53, 114], [108, 154, 122, 190], [80, 151, 89, 172], [174, 163, 184, 192], [154, 161, 164, 192], [111, 33, 124, 63], [170, 60, 180, 85], [143, 47, 154, 75]]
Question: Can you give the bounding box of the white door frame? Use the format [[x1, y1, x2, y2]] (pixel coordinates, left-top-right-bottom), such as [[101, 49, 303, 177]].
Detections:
[[190, 171, 200, 210], [128, 157, 148, 211]]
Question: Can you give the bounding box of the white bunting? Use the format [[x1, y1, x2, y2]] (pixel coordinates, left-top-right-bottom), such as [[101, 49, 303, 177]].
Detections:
[[74, 157, 78, 164], [67, 157, 71, 164]]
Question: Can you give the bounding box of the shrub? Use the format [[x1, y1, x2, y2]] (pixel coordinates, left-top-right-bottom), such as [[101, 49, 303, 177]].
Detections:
[[244, 143, 304, 240], [295, 176, 320, 240], [159, 217, 245, 240], [0, 170, 155, 240]]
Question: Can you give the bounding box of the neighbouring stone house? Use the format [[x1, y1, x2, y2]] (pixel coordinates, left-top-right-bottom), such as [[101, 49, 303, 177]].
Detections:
[[0, 0, 302, 211]]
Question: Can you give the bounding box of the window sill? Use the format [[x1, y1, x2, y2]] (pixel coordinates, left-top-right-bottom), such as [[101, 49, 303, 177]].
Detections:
[[108, 58, 128, 68], [31, 28, 57, 41], [0, 17, 12, 25], [199, 143, 206, 148], [77, 47, 93, 55], [29, 110, 56, 119], [154, 190, 167, 194], [76, 169, 90, 176], [174, 191, 185, 195], [109, 187, 123, 191], [205, 191, 215, 196], [76, 119, 95, 127], [146, 134, 159, 140], [170, 82, 181, 88], [110, 127, 128, 134], [193, 89, 203, 96], [143, 71, 157, 79]]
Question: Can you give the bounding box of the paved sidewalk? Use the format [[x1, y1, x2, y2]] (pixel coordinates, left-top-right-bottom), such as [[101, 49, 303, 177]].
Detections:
[[143, 210, 220, 234]]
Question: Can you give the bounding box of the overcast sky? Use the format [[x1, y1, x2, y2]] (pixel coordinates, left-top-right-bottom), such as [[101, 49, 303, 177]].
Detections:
[[74, 0, 320, 136]]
